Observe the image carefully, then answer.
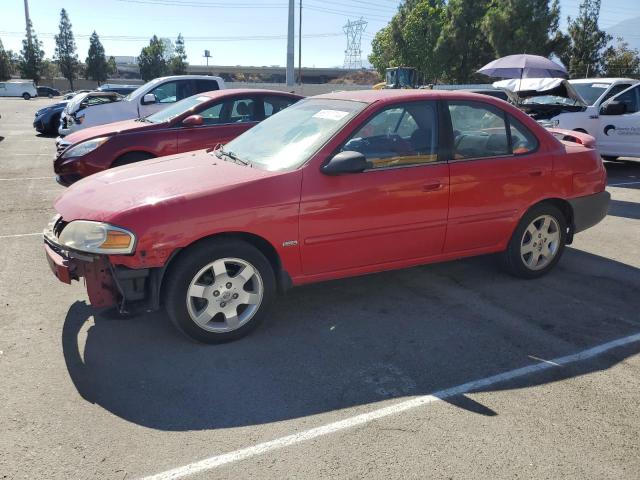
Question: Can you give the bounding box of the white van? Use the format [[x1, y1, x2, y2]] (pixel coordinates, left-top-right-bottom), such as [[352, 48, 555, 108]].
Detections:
[[0, 81, 38, 100], [58, 75, 225, 136]]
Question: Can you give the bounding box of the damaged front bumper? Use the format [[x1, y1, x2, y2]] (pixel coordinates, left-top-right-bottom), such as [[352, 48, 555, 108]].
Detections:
[[43, 216, 162, 312]]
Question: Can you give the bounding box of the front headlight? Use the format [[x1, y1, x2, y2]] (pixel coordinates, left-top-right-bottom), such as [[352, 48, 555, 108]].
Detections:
[[61, 137, 110, 159], [58, 220, 135, 255]]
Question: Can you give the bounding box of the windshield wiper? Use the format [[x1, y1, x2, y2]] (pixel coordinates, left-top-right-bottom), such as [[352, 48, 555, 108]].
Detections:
[[214, 147, 251, 167]]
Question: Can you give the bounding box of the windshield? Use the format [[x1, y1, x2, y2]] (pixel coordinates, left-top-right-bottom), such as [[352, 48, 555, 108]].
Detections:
[[570, 82, 611, 105], [221, 98, 366, 171], [146, 95, 211, 123]]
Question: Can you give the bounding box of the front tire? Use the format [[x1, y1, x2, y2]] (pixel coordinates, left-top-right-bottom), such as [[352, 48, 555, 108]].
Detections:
[[23, 92, 31, 100], [165, 239, 276, 343], [501, 203, 567, 279]]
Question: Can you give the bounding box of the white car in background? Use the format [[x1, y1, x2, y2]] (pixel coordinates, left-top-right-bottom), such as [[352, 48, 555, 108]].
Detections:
[[495, 77, 640, 160], [0, 80, 38, 100], [57, 75, 225, 136]]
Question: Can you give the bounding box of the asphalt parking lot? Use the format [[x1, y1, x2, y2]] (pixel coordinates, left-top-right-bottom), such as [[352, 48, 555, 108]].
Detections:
[[1, 97, 639, 480]]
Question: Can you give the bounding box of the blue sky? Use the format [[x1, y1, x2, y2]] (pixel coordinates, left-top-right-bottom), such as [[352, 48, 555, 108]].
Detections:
[[0, 0, 638, 68]]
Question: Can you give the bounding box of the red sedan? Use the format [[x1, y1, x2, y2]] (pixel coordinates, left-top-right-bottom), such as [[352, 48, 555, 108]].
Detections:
[[44, 90, 609, 343], [53, 89, 302, 185]]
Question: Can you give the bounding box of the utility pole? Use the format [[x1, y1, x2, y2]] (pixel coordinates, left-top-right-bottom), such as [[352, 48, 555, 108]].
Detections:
[[286, 0, 294, 87], [298, 0, 302, 85], [23, 0, 32, 45]]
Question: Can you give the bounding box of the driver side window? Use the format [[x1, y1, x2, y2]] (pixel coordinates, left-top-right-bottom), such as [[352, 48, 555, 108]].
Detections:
[[341, 102, 439, 169], [614, 86, 640, 114]]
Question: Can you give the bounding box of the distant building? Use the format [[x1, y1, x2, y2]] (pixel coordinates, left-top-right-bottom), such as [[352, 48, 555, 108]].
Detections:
[[110, 56, 138, 65]]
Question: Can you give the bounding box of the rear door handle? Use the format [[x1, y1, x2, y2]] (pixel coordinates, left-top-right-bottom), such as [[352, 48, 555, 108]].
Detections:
[[422, 182, 444, 192]]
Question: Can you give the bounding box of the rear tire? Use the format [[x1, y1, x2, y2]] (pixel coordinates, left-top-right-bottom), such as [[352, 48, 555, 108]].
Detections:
[[165, 239, 276, 343], [602, 155, 619, 162], [22, 93, 31, 100], [111, 151, 155, 168], [501, 203, 567, 279]]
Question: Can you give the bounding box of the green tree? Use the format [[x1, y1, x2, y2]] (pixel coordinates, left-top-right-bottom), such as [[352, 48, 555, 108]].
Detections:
[[54, 9, 79, 90], [138, 35, 168, 81], [603, 39, 640, 77], [369, 1, 446, 83], [85, 31, 109, 84], [107, 56, 118, 76], [40, 59, 59, 81], [435, 0, 494, 83], [562, 0, 611, 77], [402, 0, 446, 83], [0, 38, 12, 81], [369, 25, 396, 77], [169, 33, 188, 75], [482, 0, 566, 57], [19, 20, 44, 84]]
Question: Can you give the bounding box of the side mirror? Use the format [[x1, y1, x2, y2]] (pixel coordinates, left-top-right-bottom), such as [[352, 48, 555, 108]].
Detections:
[[182, 114, 204, 127], [142, 93, 157, 105], [601, 101, 626, 116], [321, 150, 370, 175]]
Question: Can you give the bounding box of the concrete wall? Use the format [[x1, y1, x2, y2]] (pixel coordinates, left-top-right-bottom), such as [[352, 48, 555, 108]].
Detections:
[[46, 78, 372, 96]]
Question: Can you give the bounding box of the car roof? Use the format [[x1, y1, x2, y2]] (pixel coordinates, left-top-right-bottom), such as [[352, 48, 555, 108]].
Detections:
[[312, 88, 506, 105], [569, 78, 639, 84], [197, 88, 304, 99]]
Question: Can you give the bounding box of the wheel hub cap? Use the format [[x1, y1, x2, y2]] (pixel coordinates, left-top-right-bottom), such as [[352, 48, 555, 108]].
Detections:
[[186, 257, 264, 333], [520, 215, 561, 271]]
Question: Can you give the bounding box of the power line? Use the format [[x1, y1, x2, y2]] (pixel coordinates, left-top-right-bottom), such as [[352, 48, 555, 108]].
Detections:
[[0, 30, 343, 42]]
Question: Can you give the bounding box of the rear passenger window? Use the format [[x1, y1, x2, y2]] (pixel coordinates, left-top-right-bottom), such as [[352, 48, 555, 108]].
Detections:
[[448, 101, 509, 159], [195, 79, 219, 94], [341, 101, 439, 169], [509, 115, 538, 155], [263, 95, 298, 118]]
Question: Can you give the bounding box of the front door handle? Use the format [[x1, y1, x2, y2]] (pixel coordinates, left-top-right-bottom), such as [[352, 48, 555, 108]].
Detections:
[[527, 170, 543, 177], [422, 182, 443, 192]]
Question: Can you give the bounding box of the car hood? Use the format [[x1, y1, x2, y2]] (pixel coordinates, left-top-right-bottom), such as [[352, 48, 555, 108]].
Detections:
[[493, 78, 587, 106], [65, 91, 123, 114], [54, 150, 280, 222], [63, 118, 157, 145]]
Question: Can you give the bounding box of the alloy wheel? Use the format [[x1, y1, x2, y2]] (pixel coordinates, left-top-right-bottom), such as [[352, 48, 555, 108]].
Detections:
[[186, 257, 264, 332], [520, 215, 561, 271]]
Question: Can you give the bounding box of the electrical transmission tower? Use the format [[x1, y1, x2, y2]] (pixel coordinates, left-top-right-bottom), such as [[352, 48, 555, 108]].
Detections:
[[343, 18, 367, 69]]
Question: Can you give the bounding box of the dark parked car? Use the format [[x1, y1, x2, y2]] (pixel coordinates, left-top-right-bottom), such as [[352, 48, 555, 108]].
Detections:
[[37, 86, 61, 98], [54, 89, 302, 185], [33, 101, 68, 135], [96, 84, 139, 96]]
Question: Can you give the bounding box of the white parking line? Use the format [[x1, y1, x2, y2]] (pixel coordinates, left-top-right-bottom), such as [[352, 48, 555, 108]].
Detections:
[[608, 180, 640, 187], [140, 332, 640, 480], [0, 232, 42, 239], [0, 176, 53, 181]]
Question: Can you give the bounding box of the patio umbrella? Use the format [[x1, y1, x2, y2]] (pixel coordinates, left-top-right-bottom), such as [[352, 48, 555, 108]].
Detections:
[[477, 54, 568, 79]]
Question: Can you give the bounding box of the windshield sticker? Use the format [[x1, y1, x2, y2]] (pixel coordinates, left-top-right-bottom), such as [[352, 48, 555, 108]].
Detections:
[[313, 109, 350, 121], [591, 83, 609, 88]]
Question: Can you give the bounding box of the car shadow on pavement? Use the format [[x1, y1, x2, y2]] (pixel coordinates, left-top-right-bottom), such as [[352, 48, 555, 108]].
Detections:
[[608, 199, 640, 220], [61, 247, 640, 431], [605, 160, 639, 188]]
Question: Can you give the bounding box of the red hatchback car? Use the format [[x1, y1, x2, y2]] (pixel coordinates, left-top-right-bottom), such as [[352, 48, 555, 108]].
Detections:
[[44, 90, 609, 343], [53, 89, 302, 185]]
